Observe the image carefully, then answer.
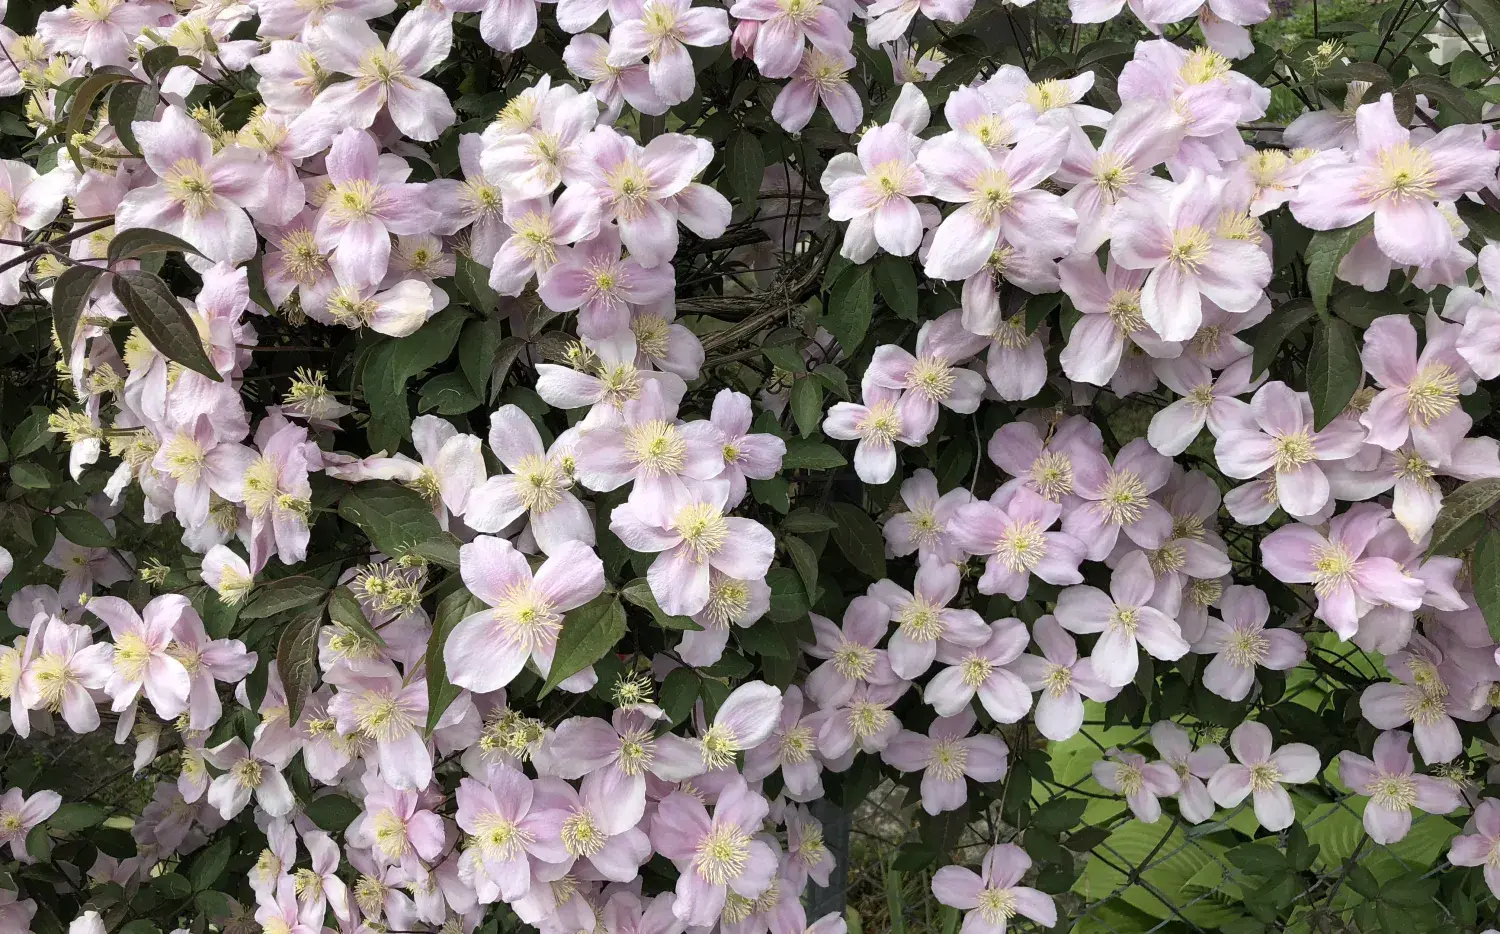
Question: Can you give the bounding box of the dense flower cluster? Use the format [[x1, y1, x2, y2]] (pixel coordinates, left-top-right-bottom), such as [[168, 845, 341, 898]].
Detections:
[[4, 0, 1500, 929]]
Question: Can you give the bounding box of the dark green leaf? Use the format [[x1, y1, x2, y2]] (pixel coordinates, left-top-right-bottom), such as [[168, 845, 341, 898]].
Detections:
[[1245, 298, 1315, 378], [455, 252, 498, 315], [47, 803, 104, 833], [54, 509, 112, 548], [1227, 843, 1289, 876], [874, 255, 919, 321], [419, 371, 482, 414], [790, 377, 823, 439], [1024, 292, 1063, 331], [328, 585, 386, 647], [621, 578, 702, 630], [187, 837, 232, 891], [766, 567, 810, 623], [111, 270, 221, 381], [1305, 218, 1374, 316], [826, 263, 875, 352], [539, 595, 627, 697], [1029, 796, 1087, 835], [26, 823, 50, 861], [660, 668, 698, 726], [64, 69, 135, 169], [1473, 531, 1500, 642], [781, 438, 846, 470], [727, 131, 766, 206], [829, 502, 886, 579], [106, 228, 203, 264], [276, 606, 322, 723], [737, 621, 789, 658], [10, 408, 51, 459], [783, 534, 819, 600], [339, 482, 446, 560], [240, 576, 326, 620], [1427, 478, 1500, 556], [426, 586, 484, 734], [51, 264, 105, 348], [779, 509, 838, 533], [10, 462, 51, 489], [1307, 317, 1361, 430], [458, 318, 505, 398], [1331, 288, 1404, 328], [108, 81, 156, 156]]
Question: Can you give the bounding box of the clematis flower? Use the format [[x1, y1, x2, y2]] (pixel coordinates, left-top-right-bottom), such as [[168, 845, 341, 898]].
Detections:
[[1111, 168, 1272, 341], [327, 662, 433, 789], [1093, 750, 1181, 822], [464, 406, 592, 552], [480, 83, 598, 201], [816, 679, 911, 758], [1006, 615, 1119, 741], [1448, 798, 1500, 897], [242, 417, 314, 572], [564, 33, 667, 121], [607, 0, 730, 105], [696, 680, 784, 769], [742, 686, 826, 801], [530, 770, 652, 881], [545, 708, 705, 807], [539, 224, 676, 337], [650, 776, 777, 927], [1148, 353, 1260, 456], [454, 764, 561, 902], [1056, 550, 1190, 687], [1150, 721, 1229, 824], [535, 331, 688, 429], [1213, 380, 1366, 519], [1339, 729, 1462, 844], [680, 571, 772, 666], [114, 106, 261, 264], [204, 738, 294, 819], [610, 479, 775, 617], [1208, 721, 1320, 831], [706, 389, 786, 508], [931, 844, 1056, 933], [315, 129, 440, 290], [0, 787, 59, 861], [87, 595, 193, 720], [1195, 584, 1305, 702], [822, 384, 922, 484], [865, 311, 987, 442], [306, 8, 455, 141], [0, 160, 69, 305], [822, 123, 931, 258], [16, 615, 112, 734], [774, 48, 863, 133], [1359, 636, 1484, 763], [726, 0, 853, 79], [1056, 99, 1184, 251], [865, 0, 974, 43], [444, 536, 606, 694], [152, 414, 257, 531], [801, 596, 898, 709], [1062, 438, 1174, 561], [988, 415, 1105, 503], [924, 616, 1031, 722], [951, 485, 1087, 599], [1359, 312, 1473, 463], [487, 189, 602, 296], [882, 709, 1008, 815], [884, 469, 972, 565], [448, 0, 542, 51], [1291, 93, 1499, 267], [36, 0, 159, 67], [868, 559, 991, 680], [256, 0, 395, 38], [168, 610, 255, 731], [1058, 253, 1178, 388], [1261, 502, 1425, 639]]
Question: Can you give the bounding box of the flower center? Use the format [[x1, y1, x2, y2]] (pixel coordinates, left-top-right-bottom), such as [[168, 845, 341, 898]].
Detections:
[[1364, 143, 1438, 202], [673, 503, 729, 563], [1148, 542, 1186, 575], [897, 597, 946, 642], [977, 887, 1018, 925], [1106, 289, 1146, 334], [832, 641, 877, 681], [702, 578, 751, 629], [512, 211, 557, 264], [1225, 629, 1269, 667], [1167, 226, 1213, 272], [1248, 761, 1281, 792], [1093, 153, 1136, 199], [1028, 451, 1074, 501], [1109, 604, 1140, 637], [1098, 469, 1148, 526], [357, 46, 408, 88], [972, 168, 1015, 222], [1406, 364, 1460, 425], [960, 652, 994, 688], [926, 738, 969, 781], [352, 690, 416, 742], [905, 356, 956, 401], [1370, 773, 1418, 810], [561, 811, 606, 858], [279, 229, 328, 285], [1024, 79, 1068, 111], [28, 654, 74, 710], [1310, 543, 1357, 597], [1044, 663, 1073, 697], [328, 178, 380, 223], [596, 362, 643, 409], [515, 454, 567, 513], [607, 161, 653, 218], [1395, 449, 1435, 484], [778, 726, 816, 764], [631, 314, 671, 359], [495, 582, 563, 653], [848, 700, 892, 739], [965, 113, 1012, 148], [1185, 577, 1223, 607], [699, 723, 741, 770], [232, 758, 264, 789], [1113, 761, 1145, 795], [373, 810, 409, 860], [856, 399, 903, 444], [475, 812, 532, 860], [1272, 430, 1316, 471], [618, 727, 655, 776], [996, 519, 1047, 572], [693, 824, 751, 885], [625, 419, 686, 476], [113, 631, 153, 682], [164, 158, 215, 218], [868, 159, 913, 202], [1181, 48, 1232, 84]]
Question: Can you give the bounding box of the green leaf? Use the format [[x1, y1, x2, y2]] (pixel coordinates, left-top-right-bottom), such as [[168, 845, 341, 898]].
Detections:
[[874, 255, 918, 321], [659, 667, 698, 725], [418, 371, 482, 414], [1473, 531, 1500, 642], [779, 509, 838, 533], [10, 408, 51, 459], [781, 438, 846, 470], [1307, 317, 1361, 431], [328, 585, 386, 647], [1305, 218, 1374, 316], [1245, 299, 1315, 378], [1427, 478, 1500, 556], [106, 228, 203, 264], [10, 462, 52, 489], [51, 264, 105, 347], [107, 81, 157, 156], [111, 270, 221, 381], [187, 837, 232, 891], [1227, 843, 1289, 876], [47, 803, 104, 833], [1450, 49, 1489, 87], [142, 46, 198, 78], [1331, 288, 1404, 328], [826, 263, 875, 352], [829, 502, 886, 579], [454, 252, 499, 315], [621, 578, 702, 630], [426, 586, 483, 734], [790, 377, 823, 439], [458, 318, 505, 398], [240, 576, 326, 620], [885, 865, 907, 934], [766, 567, 810, 623], [55, 509, 112, 547], [1030, 796, 1087, 835], [727, 131, 766, 207], [305, 794, 362, 832], [1025, 292, 1063, 331], [783, 534, 819, 601], [539, 595, 626, 697], [26, 823, 50, 862], [276, 605, 323, 723], [339, 482, 446, 560], [64, 69, 135, 169], [762, 328, 808, 374]]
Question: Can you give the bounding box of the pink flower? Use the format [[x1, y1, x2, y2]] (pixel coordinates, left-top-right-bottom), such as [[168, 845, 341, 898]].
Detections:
[[1111, 168, 1271, 341], [726, 0, 853, 79], [882, 709, 1007, 815], [742, 686, 826, 801], [152, 413, 258, 532], [988, 414, 1104, 504], [564, 34, 666, 121], [480, 83, 598, 201], [242, 417, 314, 572], [650, 776, 777, 927], [610, 480, 774, 616], [88, 595, 193, 720], [868, 558, 990, 680], [1055, 550, 1190, 688], [545, 709, 705, 806], [1195, 584, 1305, 702], [884, 468, 972, 564], [530, 770, 652, 881], [256, 0, 395, 38], [306, 7, 455, 141], [0, 787, 59, 860], [951, 485, 1087, 599], [1213, 380, 1366, 519], [1291, 93, 1498, 267], [204, 737, 294, 818], [1338, 729, 1462, 844], [1360, 636, 1483, 763], [1359, 312, 1473, 462], [918, 121, 1075, 281], [1448, 798, 1500, 897], [114, 106, 261, 264], [1057, 100, 1184, 251], [696, 680, 784, 769], [681, 571, 772, 665], [16, 614, 112, 734], [327, 663, 434, 789], [464, 406, 593, 553], [1006, 615, 1119, 741], [924, 616, 1031, 722], [454, 764, 562, 902], [574, 380, 724, 522], [822, 123, 931, 258], [0, 160, 69, 304], [168, 609, 255, 731], [445, 536, 606, 693], [1261, 502, 1425, 639], [315, 129, 441, 289], [36, 0, 160, 66], [539, 224, 676, 337], [816, 679, 910, 758], [932, 844, 1056, 933], [801, 596, 898, 709], [708, 389, 786, 508], [1094, 749, 1182, 822], [1148, 353, 1260, 456], [1207, 721, 1319, 831], [488, 189, 602, 296], [607, 0, 730, 105], [1058, 253, 1177, 388], [578, 127, 731, 267], [822, 384, 922, 484], [1062, 438, 1174, 561], [1150, 721, 1229, 824], [449, 0, 541, 51], [865, 311, 987, 442], [535, 331, 687, 429], [262, 211, 338, 317], [254, 878, 317, 934], [773, 48, 863, 133], [865, 0, 973, 43]]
